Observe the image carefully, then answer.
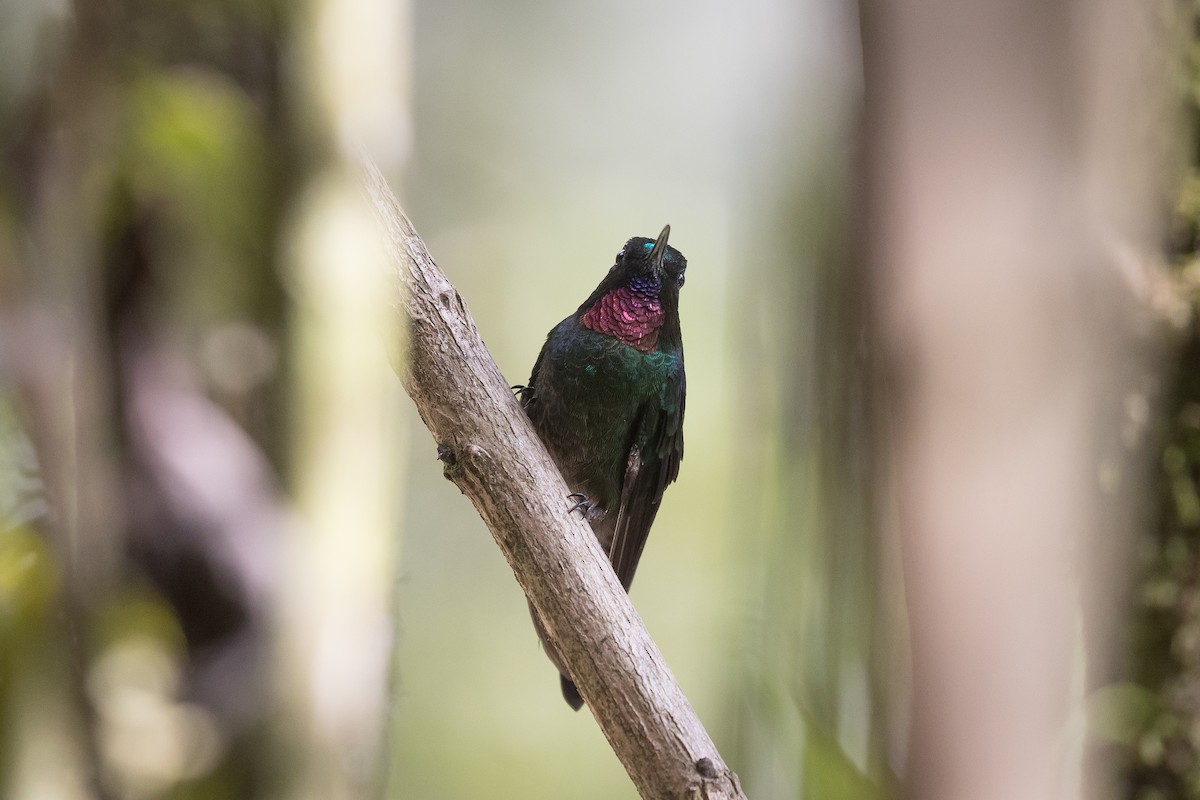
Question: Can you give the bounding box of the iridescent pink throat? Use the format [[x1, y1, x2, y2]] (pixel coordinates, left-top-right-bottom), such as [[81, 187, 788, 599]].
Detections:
[[580, 285, 664, 353]]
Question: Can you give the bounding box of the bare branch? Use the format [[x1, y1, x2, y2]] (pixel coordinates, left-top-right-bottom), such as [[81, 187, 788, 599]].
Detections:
[[360, 156, 746, 800]]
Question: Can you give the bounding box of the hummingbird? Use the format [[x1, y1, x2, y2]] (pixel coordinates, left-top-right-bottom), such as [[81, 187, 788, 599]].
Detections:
[[518, 225, 686, 710]]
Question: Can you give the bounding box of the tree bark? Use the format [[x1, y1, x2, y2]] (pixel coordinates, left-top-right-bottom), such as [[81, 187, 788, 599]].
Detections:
[[360, 156, 745, 800]]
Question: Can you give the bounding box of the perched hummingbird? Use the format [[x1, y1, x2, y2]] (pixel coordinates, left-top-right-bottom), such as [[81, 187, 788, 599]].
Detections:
[[518, 225, 686, 710]]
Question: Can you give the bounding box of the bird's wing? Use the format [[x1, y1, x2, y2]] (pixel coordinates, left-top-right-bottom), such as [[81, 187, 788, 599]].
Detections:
[[608, 372, 685, 591]]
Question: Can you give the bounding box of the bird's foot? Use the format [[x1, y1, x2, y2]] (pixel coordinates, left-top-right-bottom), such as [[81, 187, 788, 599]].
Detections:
[[511, 384, 533, 407], [566, 492, 595, 518]]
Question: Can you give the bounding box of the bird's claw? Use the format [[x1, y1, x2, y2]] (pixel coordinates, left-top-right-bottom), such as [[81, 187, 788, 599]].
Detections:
[[512, 384, 533, 407], [566, 492, 594, 517]]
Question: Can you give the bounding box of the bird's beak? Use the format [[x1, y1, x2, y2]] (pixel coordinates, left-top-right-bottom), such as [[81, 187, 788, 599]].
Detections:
[[648, 224, 671, 273]]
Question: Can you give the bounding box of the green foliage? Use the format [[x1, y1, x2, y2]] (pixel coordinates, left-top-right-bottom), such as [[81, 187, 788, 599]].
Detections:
[[0, 392, 45, 536], [124, 69, 272, 327], [803, 721, 886, 800], [1112, 8, 1200, 797], [0, 525, 57, 635]]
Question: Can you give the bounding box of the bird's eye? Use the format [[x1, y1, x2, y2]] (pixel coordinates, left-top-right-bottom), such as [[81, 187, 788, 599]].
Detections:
[[676, 273, 685, 286]]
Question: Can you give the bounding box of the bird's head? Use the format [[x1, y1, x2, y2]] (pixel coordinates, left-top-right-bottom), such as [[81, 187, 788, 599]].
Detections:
[[611, 225, 686, 296], [577, 225, 686, 353]]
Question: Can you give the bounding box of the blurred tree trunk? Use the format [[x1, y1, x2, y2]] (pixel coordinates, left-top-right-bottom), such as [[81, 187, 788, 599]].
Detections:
[[858, 0, 1162, 799], [278, 1, 409, 798]]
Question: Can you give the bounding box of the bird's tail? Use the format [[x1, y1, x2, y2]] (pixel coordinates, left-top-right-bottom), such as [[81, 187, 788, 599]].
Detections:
[[561, 675, 584, 711]]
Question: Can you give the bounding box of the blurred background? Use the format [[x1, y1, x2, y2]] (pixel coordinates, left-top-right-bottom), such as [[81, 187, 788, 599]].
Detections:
[[0, 0, 1193, 799]]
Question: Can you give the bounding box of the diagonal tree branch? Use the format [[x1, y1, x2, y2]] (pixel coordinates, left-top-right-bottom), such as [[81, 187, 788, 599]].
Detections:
[[361, 156, 746, 800]]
